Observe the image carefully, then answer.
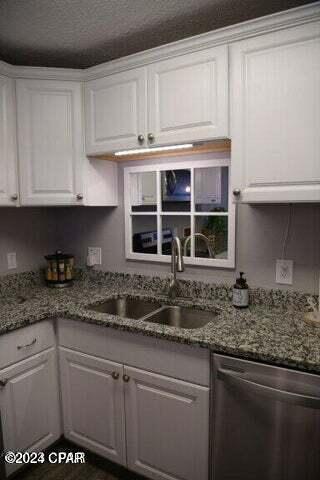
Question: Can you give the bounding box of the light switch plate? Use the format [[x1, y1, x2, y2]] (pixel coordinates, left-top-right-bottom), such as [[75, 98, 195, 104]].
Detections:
[[7, 252, 17, 270], [87, 247, 102, 266], [276, 259, 293, 285]]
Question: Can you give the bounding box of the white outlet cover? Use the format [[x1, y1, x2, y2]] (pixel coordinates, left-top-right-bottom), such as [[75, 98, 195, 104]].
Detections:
[[276, 259, 293, 285], [87, 247, 102, 265], [7, 252, 17, 270]]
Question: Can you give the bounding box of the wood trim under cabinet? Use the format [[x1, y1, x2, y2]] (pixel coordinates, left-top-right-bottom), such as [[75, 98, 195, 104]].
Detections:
[[89, 139, 231, 162]]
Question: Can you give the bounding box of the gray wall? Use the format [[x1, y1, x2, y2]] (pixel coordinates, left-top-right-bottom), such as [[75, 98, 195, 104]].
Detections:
[[0, 207, 57, 274], [1, 155, 319, 294], [55, 157, 320, 295]]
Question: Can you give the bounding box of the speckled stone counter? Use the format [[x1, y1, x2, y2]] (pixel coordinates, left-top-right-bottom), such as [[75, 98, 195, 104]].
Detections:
[[0, 270, 319, 374]]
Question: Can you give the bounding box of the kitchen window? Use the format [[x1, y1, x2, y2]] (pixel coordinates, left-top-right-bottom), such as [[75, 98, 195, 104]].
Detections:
[[124, 158, 235, 268]]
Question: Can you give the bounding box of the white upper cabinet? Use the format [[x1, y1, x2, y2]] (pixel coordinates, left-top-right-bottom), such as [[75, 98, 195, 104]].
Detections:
[[84, 46, 229, 154], [16, 79, 85, 206], [148, 46, 229, 146], [0, 75, 18, 206], [16, 78, 118, 206], [85, 67, 147, 155], [231, 22, 320, 203]]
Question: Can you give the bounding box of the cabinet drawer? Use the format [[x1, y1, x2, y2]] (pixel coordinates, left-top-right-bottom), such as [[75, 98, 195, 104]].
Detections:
[[58, 318, 210, 386], [0, 320, 55, 369]]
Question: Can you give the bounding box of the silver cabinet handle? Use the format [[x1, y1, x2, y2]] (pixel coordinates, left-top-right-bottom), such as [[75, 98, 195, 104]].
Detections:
[[11, 194, 18, 201], [232, 189, 241, 197], [147, 133, 155, 143], [0, 379, 8, 388], [137, 134, 145, 144], [76, 194, 83, 200], [17, 338, 37, 350], [123, 374, 130, 383], [112, 371, 120, 380], [218, 368, 320, 409]]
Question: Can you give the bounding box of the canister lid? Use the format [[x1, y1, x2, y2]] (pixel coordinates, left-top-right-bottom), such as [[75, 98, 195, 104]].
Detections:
[[45, 250, 74, 261]]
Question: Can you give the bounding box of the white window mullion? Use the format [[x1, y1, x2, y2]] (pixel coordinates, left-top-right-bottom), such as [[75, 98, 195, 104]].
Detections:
[[190, 167, 195, 258], [156, 170, 162, 255]]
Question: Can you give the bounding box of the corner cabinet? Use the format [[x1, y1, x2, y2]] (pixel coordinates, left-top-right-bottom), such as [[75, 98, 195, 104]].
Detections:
[[231, 22, 320, 203], [0, 75, 18, 206], [85, 45, 229, 154]]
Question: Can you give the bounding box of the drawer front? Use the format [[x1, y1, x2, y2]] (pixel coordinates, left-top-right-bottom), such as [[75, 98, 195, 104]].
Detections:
[[0, 320, 55, 369], [58, 318, 210, 386]]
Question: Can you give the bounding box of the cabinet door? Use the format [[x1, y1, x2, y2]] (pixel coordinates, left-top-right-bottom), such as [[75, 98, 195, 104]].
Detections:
[[148, 46, 228, 146], [0, 348, 61, 476], [0, 75, 18, 206], [16, 79, 84, 205], [124, 366, 209, 480], [59, 348, 126, 465], [85, 68, 147, 154], [231, 22, 320, 203]]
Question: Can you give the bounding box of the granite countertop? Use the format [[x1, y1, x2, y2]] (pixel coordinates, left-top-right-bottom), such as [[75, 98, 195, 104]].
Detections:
[[0, 270, 319, 374]]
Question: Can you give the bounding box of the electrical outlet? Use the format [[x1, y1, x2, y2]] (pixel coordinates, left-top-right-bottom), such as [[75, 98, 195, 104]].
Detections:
[[7, 252, 17, 270], [276, 259, 293, 285], [87, 247, 102, 266]]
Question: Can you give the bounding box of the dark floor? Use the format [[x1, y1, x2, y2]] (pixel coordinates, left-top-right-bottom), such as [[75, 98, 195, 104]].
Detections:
[[11, 441, 146, 480]]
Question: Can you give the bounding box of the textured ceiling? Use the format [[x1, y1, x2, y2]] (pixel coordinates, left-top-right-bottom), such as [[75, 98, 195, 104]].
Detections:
[[0, 0, 314, 69]]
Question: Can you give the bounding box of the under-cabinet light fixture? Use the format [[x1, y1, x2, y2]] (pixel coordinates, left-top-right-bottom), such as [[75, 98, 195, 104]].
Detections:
[[114, 143, 193, 156]]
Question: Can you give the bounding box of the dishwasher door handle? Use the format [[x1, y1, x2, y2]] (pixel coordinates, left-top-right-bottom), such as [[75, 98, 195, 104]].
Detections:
[[217, 368, 320, 409]]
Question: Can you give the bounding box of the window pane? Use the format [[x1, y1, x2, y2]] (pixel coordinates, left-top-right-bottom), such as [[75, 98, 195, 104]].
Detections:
[[195, 167, 229, 212], [161, 169, 191, 212], [194, 216, 228, 259], [132, 216, 157, 254], [161, 215, 190, 256], [130, 172, 157, 212]]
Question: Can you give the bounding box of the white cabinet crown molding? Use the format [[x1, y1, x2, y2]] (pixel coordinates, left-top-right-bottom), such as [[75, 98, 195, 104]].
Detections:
[[0, 3, 319, 82]]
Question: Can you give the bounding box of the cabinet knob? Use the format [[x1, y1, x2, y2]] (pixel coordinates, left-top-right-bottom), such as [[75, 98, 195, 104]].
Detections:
[[123, 374, 130, 383], [112, 371, 120, 380], [137, 134, 145, 144], [0, 379, 8, 388], [11, 194, 18, 201], [76, 194, 83, 200], [233, 189, 241, 197], [147, 133, 155, 143]]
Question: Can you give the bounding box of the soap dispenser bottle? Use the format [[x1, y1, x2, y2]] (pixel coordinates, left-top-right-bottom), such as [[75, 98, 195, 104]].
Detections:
[[233, 272, 249, 309]]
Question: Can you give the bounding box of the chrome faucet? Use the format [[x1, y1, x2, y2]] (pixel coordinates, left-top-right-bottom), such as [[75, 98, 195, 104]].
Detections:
[[183, 233, 215, 258], [168, 236, 184, 299]]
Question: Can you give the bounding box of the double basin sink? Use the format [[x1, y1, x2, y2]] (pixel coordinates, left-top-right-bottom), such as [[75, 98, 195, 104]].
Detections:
[[88, 296, 215, 330]]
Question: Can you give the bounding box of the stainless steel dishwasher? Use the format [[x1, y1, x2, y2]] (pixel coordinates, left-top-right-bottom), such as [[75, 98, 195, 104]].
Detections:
[[212, 354, 320, 480]]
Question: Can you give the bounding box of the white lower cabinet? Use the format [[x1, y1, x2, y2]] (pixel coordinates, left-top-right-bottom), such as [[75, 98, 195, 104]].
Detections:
[[125, 366, 209, 480], [0, 348, 61, 476], [58, 327, 209, 480], [59, 348, 126, 465]]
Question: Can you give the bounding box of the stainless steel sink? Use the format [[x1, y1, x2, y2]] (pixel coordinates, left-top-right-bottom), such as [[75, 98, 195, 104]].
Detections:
[[143, 305, 214, 329], [88, 297, 162, 319]]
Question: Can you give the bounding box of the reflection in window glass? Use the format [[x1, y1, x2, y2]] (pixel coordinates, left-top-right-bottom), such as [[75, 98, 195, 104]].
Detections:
[[161, 169, 191, 212], [195, 167, 229, 212], [194, 216, 228, 259], [130, 172, 157, 212], [161, 216, 190, 256], [132, 216, 157, 254]]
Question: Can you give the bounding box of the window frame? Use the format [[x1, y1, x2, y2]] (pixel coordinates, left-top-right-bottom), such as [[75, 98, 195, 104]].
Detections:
[[124, 158, 235, 268]]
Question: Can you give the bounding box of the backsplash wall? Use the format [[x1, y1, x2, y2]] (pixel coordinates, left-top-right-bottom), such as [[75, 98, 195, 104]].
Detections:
[[0, 208, 58, 274], [55, 158, 320, 295], [1, 159, 319, 294]]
